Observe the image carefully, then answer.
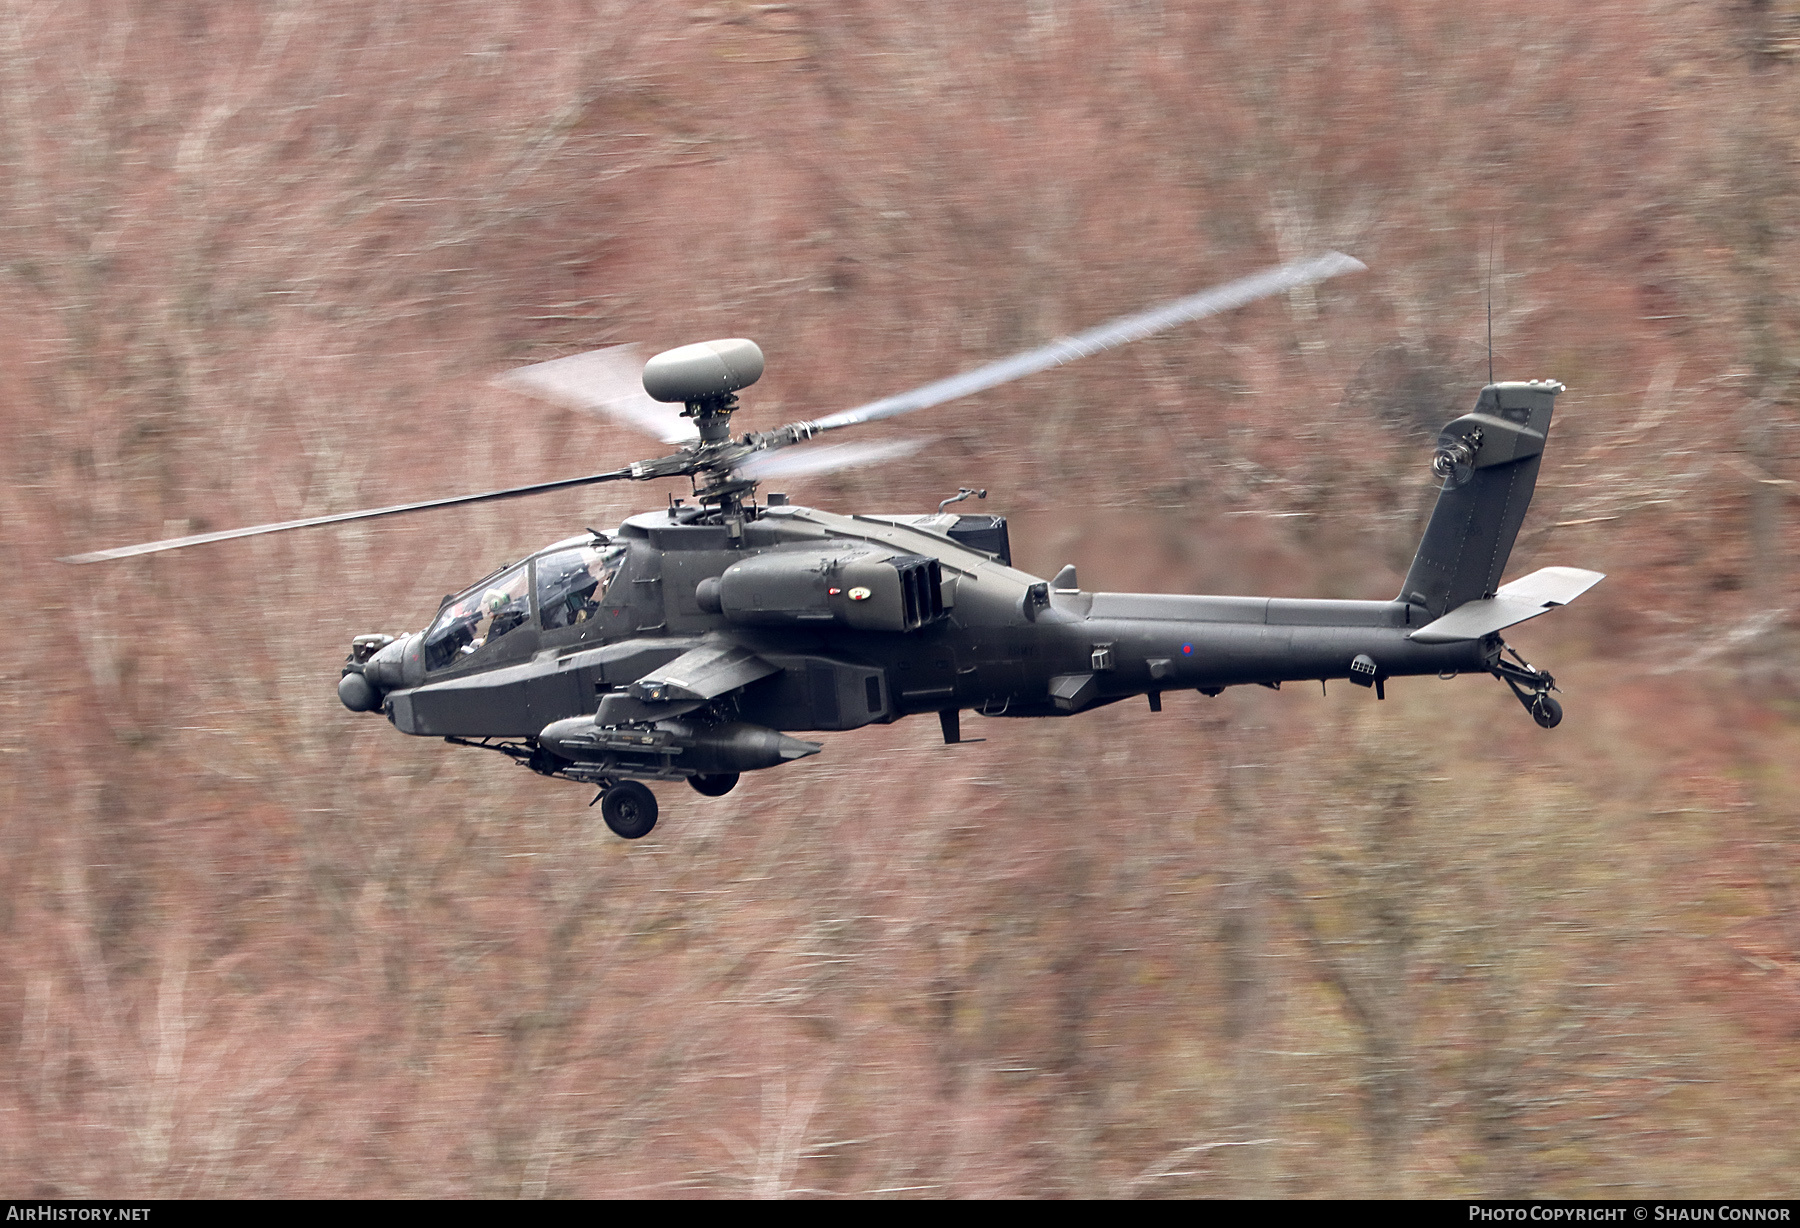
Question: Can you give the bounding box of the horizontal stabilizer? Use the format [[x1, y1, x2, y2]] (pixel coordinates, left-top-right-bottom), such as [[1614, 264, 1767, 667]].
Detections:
[[1408, 566, 1605, 644]]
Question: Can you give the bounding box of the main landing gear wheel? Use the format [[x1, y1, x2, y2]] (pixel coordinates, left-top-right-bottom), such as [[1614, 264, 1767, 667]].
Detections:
[[600, 780, 659, 839], [688, 772, 739, 797], [1530, 694, 1563, 729]]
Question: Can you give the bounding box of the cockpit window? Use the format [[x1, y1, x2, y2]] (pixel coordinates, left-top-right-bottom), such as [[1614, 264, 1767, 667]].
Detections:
[[538, 544, 627, 630], [423, 563, 531, 671]]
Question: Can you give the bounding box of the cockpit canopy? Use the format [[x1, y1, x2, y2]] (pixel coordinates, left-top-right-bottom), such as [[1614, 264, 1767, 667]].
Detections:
[[537, 544, 626, 630], [423, 563, 530, 671], [421, 543, 629, 673]]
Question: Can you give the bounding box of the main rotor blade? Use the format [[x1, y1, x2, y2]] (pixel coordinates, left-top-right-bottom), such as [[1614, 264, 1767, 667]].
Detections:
[[805, 251, 1366, 431], [494, 344, 698, 444], [60, 468, 635, 564], [733, 437, 928, 481]]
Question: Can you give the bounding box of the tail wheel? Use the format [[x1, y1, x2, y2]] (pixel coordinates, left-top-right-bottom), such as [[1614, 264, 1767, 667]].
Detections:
[[688, 772, 740, 797], [1493, 642, 1564, 729], [600, 780, 659, 839]]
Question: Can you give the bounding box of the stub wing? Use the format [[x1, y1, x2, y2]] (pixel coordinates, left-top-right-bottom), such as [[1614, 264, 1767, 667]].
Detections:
[[1408, 566, 1605, 644], [589, 639, 779, 725], [626, 637, 780, 703]]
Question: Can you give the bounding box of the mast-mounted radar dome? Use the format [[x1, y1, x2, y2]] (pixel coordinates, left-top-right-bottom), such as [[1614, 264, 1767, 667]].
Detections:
[[642, 338, 764, 404]]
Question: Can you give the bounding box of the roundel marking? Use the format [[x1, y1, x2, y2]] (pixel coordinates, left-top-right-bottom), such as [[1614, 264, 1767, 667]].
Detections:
[[1180, 643, 1195, 656]]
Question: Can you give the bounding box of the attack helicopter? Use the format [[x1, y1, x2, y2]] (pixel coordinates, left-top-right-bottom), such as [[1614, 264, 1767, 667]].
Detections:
[[65, 253, 1603, 840]]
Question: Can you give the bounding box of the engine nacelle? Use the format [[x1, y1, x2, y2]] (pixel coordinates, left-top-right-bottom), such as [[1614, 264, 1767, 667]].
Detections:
[[697, 547, 944, 632]]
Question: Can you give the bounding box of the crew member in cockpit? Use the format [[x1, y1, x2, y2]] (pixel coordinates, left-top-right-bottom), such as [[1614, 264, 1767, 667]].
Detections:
[[540, 544, 626, 630], [469, 574, 529, 651], [585, 549, 625, 617]]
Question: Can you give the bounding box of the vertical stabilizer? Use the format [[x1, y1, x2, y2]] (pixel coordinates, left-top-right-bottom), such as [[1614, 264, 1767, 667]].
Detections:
[[1399, 380, 1563, 617]]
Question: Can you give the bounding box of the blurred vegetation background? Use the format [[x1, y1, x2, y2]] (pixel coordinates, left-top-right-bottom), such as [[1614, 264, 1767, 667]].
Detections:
[[0, 0, 1795, 1197]]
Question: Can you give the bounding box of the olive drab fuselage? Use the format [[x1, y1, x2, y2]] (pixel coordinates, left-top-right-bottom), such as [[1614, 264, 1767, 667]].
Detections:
[[362, 501, 1492, 747], [342, 379, 1599, 800]]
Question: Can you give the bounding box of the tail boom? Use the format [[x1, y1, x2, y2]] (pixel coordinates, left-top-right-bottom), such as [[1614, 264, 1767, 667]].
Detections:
[[979, 594, 1494, 716]]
